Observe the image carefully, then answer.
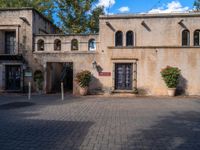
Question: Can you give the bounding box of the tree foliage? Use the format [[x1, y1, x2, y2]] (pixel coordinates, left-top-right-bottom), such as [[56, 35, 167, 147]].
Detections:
[[0, 0, 55, 21], [56, 0, 104, 33], [0, 0, 105, 33], [194, 0, 200, 11]]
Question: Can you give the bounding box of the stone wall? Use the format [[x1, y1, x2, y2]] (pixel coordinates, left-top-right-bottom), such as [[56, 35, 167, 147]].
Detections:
[[98, 13, 200, 95]]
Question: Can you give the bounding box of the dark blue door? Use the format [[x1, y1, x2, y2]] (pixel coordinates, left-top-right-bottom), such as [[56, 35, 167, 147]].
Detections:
[[115, 64, 132, 90]]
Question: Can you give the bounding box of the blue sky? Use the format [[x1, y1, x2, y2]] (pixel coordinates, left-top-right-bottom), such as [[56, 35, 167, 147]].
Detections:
[[97, 0, 195, 14]]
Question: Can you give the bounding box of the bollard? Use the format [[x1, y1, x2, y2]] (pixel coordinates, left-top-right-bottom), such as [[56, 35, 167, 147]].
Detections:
[[28, 82, 31, 100], [61, 82, 64, 101]]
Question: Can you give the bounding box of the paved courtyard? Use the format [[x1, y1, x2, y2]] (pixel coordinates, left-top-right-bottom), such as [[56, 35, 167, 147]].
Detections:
[[0, 95, 200, 150]]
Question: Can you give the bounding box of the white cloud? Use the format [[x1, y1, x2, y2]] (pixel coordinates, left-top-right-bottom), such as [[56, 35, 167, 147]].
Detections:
[[98, 0, 115, 8], [149, 1, 189, 14], [118, 6, 130, 13]]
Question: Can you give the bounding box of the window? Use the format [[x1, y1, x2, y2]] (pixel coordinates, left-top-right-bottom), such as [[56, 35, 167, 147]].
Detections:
[[88, 39, 96, 51], [5, 31, 16, 54], [115, 31, 123, 47], [54, 39, 61, 51], [71, 39, 78, 50], [37, 39, 44, 51], [126, 31, 134, 46], [194, 30, 200, 46], [182, 30, 190, 46]]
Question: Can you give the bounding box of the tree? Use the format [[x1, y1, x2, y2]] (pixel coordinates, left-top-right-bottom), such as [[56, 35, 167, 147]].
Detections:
[[0, 0, 55, 21], [194, 0, 200, 11], [56, 0, 104, 33], [89, 6, 104, 33]]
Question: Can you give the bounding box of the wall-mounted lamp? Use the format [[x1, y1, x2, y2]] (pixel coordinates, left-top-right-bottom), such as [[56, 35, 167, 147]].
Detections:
[[92, 60, 97, 69], [92, 60, 103, 73]]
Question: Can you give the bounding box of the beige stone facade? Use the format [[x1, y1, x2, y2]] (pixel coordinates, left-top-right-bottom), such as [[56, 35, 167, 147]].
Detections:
[[0, 8, 59, 92], [1, 8, 200, 96], [98, 14, 200, 95]]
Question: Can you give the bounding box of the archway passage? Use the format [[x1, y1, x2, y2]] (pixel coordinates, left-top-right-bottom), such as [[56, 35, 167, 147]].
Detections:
[[46, 62, 73, 93], [61, 63, 73, 92]]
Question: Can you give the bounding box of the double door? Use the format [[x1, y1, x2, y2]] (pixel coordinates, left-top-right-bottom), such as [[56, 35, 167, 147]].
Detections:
[[115, 63, 133, 90], [5, 65, 21, 90]]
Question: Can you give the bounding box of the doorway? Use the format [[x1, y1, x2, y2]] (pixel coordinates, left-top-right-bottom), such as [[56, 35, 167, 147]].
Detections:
[[115, 63, 133, 90], [5, 65, 21, 91], [62, 63, 73, 92], [46, 62, 73, 93]]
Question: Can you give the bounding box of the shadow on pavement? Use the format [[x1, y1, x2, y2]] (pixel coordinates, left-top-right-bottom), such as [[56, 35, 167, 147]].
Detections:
[[0, 101, 93, 150], [127, 111, 200, 150], [0, 102, 35, 110]]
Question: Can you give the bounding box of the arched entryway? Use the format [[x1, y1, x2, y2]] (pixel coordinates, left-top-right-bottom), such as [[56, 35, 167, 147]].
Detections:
[[46, 62, 73, 93]]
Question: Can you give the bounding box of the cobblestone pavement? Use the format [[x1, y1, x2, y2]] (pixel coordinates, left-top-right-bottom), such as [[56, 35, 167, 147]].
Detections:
[[0, 95, 200, 150]]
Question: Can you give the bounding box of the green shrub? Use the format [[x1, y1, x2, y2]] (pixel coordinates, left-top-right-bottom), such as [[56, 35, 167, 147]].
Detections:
[[161, 66, 181, 88], [75, 70, 92, 88], [34, 70, 44, 90]]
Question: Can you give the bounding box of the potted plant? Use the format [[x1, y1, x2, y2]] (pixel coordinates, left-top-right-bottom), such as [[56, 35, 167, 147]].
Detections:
[[161, 66, 181, 96], [33, 70, 44, 93], [75, 70, 92, 96]]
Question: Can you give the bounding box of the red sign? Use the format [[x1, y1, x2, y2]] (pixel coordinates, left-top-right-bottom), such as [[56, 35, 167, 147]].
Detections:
[[99, 72, 111, 76]]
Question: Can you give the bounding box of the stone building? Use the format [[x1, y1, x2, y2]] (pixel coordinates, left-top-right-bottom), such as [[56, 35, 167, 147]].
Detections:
[[1, 8, 200, 96], [0, 8, 59, 92]]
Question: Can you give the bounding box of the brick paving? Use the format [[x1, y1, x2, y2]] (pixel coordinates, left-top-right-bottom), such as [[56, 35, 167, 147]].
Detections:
[[0, 95, 200, 150]]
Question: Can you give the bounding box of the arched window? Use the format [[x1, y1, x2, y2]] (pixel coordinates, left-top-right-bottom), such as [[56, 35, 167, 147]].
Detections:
[[71, 39, 78, 50], [37, 39, 44, 51], [182, 30, 190, 46], [54, 39, 61, 51], [88, 39, 96, 51], [194, 30, 200, 46], [115, 31, 123, 47], [126, 31, 134, 46]]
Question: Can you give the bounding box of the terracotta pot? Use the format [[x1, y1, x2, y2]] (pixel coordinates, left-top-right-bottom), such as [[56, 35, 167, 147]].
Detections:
[[79, 87, 88, 96], [167, 88, 176, 96]]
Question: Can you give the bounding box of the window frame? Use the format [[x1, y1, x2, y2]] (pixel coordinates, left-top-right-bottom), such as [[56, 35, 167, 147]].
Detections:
[[115, 31, 123, 47], [194, 30, 200, 46], [37, 39, 45, 51], [54, 39, 61, 51], [88, 39, 96, 51], [71, 39, 79, 51], [182, 29, 190, 46], [126, 31, 134, 47]]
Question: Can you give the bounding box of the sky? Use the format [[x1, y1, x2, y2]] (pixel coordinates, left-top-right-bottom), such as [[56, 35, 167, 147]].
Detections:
[[97, 0, 195, 14]]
